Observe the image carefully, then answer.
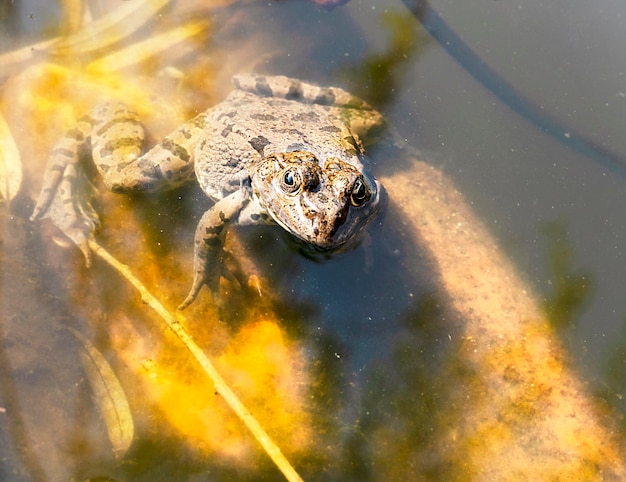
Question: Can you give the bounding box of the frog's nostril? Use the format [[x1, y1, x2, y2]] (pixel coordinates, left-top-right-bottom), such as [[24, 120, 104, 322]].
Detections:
[[329, 203, 349, 236]]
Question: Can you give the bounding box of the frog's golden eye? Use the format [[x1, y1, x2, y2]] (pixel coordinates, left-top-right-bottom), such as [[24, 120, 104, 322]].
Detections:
[[280, 168, 303, 195], [350, 177, 371, 207]]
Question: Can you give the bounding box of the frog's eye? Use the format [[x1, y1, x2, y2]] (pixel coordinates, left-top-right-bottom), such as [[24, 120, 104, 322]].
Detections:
[[280, 168, 303, 194], [350, 177, 371, 207]]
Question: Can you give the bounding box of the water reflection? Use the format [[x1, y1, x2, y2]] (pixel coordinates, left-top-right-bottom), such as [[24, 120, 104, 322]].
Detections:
[[1, 1, 626, 481], [337, 10, 427, 107], [540, 221, 594, 330]]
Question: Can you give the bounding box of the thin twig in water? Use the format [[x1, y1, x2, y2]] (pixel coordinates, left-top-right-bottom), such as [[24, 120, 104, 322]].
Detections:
[[87, 239, 304, 482]]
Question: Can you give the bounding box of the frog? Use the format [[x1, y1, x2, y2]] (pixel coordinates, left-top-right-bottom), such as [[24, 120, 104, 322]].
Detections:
[[30, 74, 386, 309]]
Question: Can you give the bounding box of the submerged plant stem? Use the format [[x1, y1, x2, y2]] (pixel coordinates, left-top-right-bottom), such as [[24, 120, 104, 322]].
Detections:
[[87, 240, 304, 482]]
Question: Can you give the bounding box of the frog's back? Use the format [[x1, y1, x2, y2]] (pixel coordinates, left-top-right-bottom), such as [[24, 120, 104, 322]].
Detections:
[[231, 74, 386, 150], [194, 75, 384, 202]]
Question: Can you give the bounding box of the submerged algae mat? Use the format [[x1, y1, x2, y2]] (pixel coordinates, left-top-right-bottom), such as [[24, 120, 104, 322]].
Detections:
[[380, 160, 626, 479]]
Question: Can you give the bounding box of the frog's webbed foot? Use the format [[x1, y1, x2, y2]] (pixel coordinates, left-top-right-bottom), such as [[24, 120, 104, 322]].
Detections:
[[178, 188, 251, 310], [30, 122, 100, 265]]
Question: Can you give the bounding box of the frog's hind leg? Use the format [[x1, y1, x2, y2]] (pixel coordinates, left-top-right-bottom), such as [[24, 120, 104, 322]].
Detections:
[[31, 116, 95, 221], [31, 102, 148, 225], [232, 74, 375, 110], [31, 101, 209, 263], [232, 74, 386, 144], [30, 102, 148, 262], [30, 115, 101, 263], [90, 102, 204, 194]]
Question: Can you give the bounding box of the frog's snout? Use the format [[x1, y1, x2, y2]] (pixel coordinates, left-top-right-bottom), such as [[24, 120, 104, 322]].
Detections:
[[329, 202, 350, 237]]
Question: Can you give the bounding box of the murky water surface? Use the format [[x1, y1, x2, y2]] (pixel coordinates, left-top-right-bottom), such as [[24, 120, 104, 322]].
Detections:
[[1, 0, 626, 480]]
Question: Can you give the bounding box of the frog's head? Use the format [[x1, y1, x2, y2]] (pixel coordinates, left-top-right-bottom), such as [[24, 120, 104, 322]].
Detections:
[[250, 150, 382, 251]]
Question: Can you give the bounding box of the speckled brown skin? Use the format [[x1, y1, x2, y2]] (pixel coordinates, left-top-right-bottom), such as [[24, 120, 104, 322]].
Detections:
[[31, 75, 385, 308]]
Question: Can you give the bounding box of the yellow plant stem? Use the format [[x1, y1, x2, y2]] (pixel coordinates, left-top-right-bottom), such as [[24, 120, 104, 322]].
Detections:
[[87, 240, 304, 482]]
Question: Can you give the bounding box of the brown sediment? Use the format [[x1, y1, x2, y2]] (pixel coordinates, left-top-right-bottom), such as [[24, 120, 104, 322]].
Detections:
[[381, 159, 626, 479]]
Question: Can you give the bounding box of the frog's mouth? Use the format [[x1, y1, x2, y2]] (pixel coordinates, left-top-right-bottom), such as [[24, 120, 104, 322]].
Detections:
[[282, 199, 384, 259]]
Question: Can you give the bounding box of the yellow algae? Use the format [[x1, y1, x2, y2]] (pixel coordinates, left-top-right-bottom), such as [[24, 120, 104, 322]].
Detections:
[[152, 318, 310, 462], [111, 313, 312, 466], [218, 320, 312, 440], [91, 240, 307, 480], [0, 4, 310, 480], [1, 55, 307, 475], [5, 61, 189, 123]]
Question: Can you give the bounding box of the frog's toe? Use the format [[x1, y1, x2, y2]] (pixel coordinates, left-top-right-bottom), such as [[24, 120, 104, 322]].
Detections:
[[64, 219, 98, 267], [33, 200, 99, 268], [178, 270, 216, 310], [177, 259, 222, 310], [178, 280, 204, 311], [247, 274, 263, 298], [32, 157, 100, 264], [178, 249, 252, 310]]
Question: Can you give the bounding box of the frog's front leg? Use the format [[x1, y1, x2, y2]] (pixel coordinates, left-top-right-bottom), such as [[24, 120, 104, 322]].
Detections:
[[178, 185, 252, 310]]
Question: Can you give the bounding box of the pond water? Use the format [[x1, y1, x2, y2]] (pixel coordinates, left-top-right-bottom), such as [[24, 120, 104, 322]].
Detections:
[[406, 0, 626, 388], [1, 0, 626, 480]]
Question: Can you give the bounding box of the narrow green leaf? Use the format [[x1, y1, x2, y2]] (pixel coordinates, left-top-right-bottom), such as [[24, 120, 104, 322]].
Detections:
[[50, 0, 174, 55], [68, 326, 134, 458], [0, 111, 22, 202]]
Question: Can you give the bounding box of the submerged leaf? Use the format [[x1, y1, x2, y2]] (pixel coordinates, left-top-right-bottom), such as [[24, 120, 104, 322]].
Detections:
[[0, 110, 22, 202], [68, 326, 134, 458], [0, 0, 173, 79], [60, 0, 87, 33], [87, 20, 210, 73], [50, 0, 174, 55]]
